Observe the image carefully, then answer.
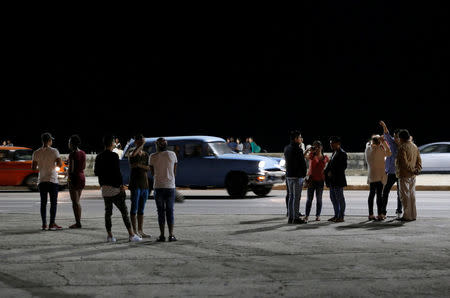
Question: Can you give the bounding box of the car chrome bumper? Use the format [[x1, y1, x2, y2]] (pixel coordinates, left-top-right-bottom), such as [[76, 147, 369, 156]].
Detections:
[[248, 171, 286, 186]]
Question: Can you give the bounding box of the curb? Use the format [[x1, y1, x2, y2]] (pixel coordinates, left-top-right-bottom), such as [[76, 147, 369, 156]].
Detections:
[[2, 185, 449, 192], [271, 185, 450, 191]]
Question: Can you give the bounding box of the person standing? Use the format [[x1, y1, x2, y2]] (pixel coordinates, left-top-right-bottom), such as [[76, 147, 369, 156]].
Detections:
[[365, 135, 392, 221], [284, 130, 307, 224], [243, 138, 252, 154], [249, 137, 262, 153], [304, 141, 329, 222], [235, 138, 244, 153], [227, 137, 237, 151], [95, 135, 142, 243], [324, 136, 347, 222], [396, 130, 422, 221], [128, 134, 151, 238], [32, 133, 63, 231], [379, 121, 402, 218], [68, 135, 86, 229], [150, 137, 178, 242]]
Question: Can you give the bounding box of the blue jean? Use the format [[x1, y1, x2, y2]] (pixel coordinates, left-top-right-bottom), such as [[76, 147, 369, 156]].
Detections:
[[329, 186, 346, 219], [39, 182, 59, 225], [286, 177, 304, 220], [130, 188, 149, 215], [305, 181, 324, 217], [154, 188, 175, 225]]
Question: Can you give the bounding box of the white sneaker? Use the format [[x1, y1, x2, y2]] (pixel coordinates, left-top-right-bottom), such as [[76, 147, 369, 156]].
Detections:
[[107, 236, 117, 243], [129, 234, 142, 242]]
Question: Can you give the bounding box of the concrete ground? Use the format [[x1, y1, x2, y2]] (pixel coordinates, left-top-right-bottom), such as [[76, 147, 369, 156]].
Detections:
[[1, 210, 450, 297]]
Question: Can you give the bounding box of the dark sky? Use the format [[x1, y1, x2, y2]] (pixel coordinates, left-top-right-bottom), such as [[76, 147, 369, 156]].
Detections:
[[4, 3, 449, 153]]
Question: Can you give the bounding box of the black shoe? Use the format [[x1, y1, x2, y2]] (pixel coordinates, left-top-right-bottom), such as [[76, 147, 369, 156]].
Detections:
[[157, 236, 166, 242], [328, 217, 336, 222], [293, 218, 306, 224], [287, 218, 293, 224], [168, 236, 177, 242]]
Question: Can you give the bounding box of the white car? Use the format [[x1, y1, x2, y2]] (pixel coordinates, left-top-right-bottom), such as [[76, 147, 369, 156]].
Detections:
[[418, 142, 450, 173]]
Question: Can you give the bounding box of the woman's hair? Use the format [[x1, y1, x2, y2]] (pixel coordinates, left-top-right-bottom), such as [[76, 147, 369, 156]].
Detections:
[[70, 135, 81, 148], [371, 134, 381, 145], [134, 133, 145, 142], [312, 140, 324, 156]]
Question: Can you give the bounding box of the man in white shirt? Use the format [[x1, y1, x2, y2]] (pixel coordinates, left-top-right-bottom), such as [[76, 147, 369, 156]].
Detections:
[[150, 137, 178, 242], [32, 133, 63, 231]]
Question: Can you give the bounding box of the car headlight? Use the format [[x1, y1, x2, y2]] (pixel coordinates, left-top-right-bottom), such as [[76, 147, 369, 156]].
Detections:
[[55, 167, 61, 172], [258, 161, 266, 169], [279, 159, 286, 167]]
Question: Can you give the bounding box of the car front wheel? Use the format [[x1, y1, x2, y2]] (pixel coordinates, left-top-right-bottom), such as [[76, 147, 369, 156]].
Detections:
[[252, 185, 272, 196], [225, 172, 248, 198]]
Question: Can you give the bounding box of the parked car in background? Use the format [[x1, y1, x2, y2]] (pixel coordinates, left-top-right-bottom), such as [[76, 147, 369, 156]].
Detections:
[[418, 142, 450, 173], [120, 136, 286, 197], [0, 146, 68, 190]]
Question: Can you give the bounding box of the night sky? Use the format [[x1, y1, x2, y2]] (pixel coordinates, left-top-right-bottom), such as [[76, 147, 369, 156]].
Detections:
[[3, 3, 448, 153]]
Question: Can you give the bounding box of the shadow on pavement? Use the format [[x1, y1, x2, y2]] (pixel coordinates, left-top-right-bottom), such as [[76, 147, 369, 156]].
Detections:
[[230, 223, 287, 235], [291, 221, 334, 230], [182, 195, 270, 200], [0, 272, 92, 298], [239, 217, 286, 225], [336, 219, 405, 231]]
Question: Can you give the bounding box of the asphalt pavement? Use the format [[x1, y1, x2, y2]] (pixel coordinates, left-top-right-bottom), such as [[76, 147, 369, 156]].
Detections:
[[0, 189, 450, 297]]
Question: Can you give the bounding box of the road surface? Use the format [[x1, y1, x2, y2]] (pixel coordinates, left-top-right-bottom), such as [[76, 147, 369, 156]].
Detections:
[[1, 189, 449, 218]]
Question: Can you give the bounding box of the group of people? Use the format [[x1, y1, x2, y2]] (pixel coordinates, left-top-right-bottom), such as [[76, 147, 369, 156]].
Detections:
[[31, 133, 178, 243], [284, 120, 422, 225], [284, 132, 346, 224], [365, 121, 422, 222], [1, 140, 14, 146], [31, 122, 422, 243], [226, 137, 262, 154]]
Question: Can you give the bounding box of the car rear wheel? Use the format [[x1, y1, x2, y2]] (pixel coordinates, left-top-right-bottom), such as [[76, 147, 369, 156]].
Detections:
[[252, 185, 272, 196], [175, 190, 185, 203], [24, 174, 39, 191], [225, 172, 248, 198]]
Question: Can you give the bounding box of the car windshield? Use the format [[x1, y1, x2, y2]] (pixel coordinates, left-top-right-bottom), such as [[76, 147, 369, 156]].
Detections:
[[207, 142, 235, 156]]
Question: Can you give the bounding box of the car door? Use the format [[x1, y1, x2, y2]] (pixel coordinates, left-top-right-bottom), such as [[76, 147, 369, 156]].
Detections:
[[0, 149, 12, 185], [420, 144, 447, 172], [439, 145, 450, 171], [12, 149, 34, 186], [120, 143, 154, 186], [176, 142, 213, 187]]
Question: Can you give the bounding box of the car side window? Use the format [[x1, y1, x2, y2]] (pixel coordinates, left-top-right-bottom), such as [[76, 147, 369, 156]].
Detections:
[[421, 145, 440, 154], [144, 144, 155, 154], [446, 145, 450, 153], [0, 150, 7, 161], [124, 143, 154, 158], [172, 145, 181, 159], [14, 150, 33, 161], [184, 143, 203, 158]]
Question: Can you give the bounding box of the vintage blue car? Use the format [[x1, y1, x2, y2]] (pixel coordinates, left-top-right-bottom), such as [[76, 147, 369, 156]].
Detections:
[[120, 136, 285, 197]]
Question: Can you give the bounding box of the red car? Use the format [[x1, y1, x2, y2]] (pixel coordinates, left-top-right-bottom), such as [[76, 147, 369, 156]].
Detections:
[[0, 146, 67, 190]]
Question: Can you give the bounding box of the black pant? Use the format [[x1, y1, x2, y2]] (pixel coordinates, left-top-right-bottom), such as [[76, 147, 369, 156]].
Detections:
[[39, 182, 59, 225], [382, 173, 402, 215], [103, 191, 131, 232], [368, 181, 383, 216]]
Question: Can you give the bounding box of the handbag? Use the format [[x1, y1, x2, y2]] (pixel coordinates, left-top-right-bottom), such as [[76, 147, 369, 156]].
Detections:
[[303, 175, 312, 188]]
